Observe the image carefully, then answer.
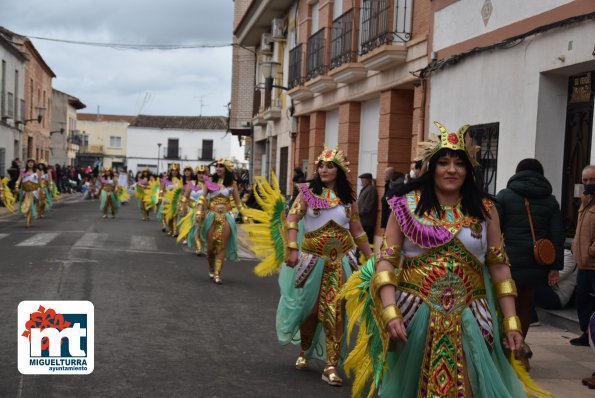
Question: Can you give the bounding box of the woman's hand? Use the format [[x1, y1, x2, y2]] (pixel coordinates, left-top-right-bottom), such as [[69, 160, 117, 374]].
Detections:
[[548, 270, 560, 286], [503, 330, 523, 351], [286, 249, 299, 267], [386, 317, 407, 342]]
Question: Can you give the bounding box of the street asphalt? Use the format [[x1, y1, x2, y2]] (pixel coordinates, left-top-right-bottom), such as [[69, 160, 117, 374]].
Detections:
[[0, 196, 351, 398], [1, 196, 594, 397]]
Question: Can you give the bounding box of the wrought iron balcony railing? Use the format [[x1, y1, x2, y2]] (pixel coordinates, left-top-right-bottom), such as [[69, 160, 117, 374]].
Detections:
[[288, 44, 304, 89], [331, 9, 357, 70], [360, 0, 411, 56], [306, 28, 327, 81]]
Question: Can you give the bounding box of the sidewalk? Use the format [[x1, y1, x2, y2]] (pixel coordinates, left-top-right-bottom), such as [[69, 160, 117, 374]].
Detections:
[[528, 324, 595, 397]]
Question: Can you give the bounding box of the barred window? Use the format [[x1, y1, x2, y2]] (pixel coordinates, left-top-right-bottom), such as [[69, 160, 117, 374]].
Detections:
[[467, 123, 499, 195]]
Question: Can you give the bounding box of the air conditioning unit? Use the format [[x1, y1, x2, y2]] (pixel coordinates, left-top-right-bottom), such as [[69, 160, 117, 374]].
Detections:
[[260, 33, 273, 54], [271, 18, 285, 40]]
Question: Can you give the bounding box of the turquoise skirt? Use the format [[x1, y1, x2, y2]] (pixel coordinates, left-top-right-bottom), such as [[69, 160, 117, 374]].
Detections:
[[200, 212, 239, 261], [99, 190, 120, 212]]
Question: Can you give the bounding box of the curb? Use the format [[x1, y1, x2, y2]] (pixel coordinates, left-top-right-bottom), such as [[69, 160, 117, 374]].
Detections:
[[536, 307, 580, 332]]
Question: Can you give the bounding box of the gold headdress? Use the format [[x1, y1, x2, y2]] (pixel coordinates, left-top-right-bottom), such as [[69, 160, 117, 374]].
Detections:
[[182, 164, 193, 171], [38, 159, 48, 166], [216, 158, 234, 172], [317, 144, 350, 174], [169, 164, 180, 171], [417, 121, 480, 174], [195, 165, 207, 174]]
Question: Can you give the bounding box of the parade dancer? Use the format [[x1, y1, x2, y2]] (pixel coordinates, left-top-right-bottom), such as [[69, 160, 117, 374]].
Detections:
[[14, 159, 40, 226], [37, 161, 53, 217], [0, 176, 16, 212], [340, 122, 550, 398], [241, 145, 373, 387], [196, 159, 243, 284], [157, 165, 183, 235], [98, 167, 120, 218], [135, 169, 153, 221], [177, 165, 206, 254]]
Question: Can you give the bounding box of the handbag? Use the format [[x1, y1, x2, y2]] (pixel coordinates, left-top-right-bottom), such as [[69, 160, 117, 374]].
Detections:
[[524, 198, 556, 266]]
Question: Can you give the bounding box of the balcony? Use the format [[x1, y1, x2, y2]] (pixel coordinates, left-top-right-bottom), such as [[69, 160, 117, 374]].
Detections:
[[358, 0, 410, 71], [328, 8, 367, 84], [304, 28, 336, 94], [287, 44, 313, 101], [79, 145, 103, 154]]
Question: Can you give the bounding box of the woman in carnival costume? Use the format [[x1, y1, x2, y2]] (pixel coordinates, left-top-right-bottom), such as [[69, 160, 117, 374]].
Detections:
[[37, 160, 53, 217], [98, 167, 120, 219], [177, 165, 207, 254], [196, 158, 243, 284], [340, 122, 550, 398], [135, 168, 154, 221], [157, 165, 183, 235], [242, 145, 373, 387], [173, 165, 195, 237], [0, 175, 16, 212], [14, 159, 41, 226]]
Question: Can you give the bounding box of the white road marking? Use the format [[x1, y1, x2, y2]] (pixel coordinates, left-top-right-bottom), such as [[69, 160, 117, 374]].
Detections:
[[73, 232, 108, 248], [16, 232, 60, 246], [130, 235, 157, 251]]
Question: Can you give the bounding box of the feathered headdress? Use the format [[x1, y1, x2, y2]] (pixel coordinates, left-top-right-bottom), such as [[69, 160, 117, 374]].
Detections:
[[417, 121, 480, 174], [317, 144, 350, 174], [216, 158, 234, 172]]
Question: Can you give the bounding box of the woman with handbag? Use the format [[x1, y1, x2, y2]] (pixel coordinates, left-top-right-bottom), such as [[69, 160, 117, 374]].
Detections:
[[496, 158, 564, 370]]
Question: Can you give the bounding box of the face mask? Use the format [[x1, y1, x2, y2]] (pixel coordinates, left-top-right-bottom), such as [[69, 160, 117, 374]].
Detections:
[[584, 183, 595, 195], [409, 170, 417, 179]]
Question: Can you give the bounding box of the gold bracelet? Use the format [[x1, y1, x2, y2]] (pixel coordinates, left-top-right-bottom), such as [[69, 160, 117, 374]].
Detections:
[[487, 235, 510, 266], [502, 315, 522, 333], [381, 304, 402, 327], [372, 271, 398, 297], [494, 279, 517, 298], [181, 196, 188, 203], [286, 221, 299, 231], [354, 232, 368, 246], [376, 244, 401, 268], [287, 241, 298, 250]]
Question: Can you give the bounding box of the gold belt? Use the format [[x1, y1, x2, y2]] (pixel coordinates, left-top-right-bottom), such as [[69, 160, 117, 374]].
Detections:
[[209, 197, 232, 213], [22, 181, 39, 192], [301, 220, 354, 262], [41, 180, 49, 187], [102, 186, 114, 192]]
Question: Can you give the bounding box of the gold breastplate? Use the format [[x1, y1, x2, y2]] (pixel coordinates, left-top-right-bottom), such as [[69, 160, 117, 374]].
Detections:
[[41, 179, 49, 188], [301, 220, 355, 262], [209, 195, 232, 213], [399, 238, 485, 314]]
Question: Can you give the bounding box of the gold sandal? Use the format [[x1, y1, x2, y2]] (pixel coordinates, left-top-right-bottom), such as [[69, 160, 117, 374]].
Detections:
[[322, 366, 343, 386], [295, 352, 308, 370]]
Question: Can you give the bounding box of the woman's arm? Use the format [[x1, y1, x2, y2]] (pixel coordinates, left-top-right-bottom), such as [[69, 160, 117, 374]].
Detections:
[[286, 191, 307, 267], [485, 205, 523, 351], [349, 202, 373, 259]]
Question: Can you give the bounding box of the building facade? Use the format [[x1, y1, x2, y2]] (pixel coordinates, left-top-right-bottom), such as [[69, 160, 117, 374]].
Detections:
[[76, 113, 136, 169], [427, 0, 595, 235], [126, 115, 246, 175], [232, 0, 432, 239], [0, 31, 25, 176], [50, 89, 85, 166]]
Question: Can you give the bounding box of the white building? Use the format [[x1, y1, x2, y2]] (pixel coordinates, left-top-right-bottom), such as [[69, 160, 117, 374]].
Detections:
[[428, 0, 595, 234], [0, 32, 25, 176], [126, 115, 247, 175]]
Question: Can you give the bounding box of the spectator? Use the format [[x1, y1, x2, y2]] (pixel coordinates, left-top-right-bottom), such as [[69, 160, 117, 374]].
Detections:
[[380, 167, 405, 229], [357, 172, 378, 244], [405, 159, 423, 183], [289, 166, 306, 208], [570, 164, 595, 346], [496, 158, 564, 369], [534, 249, 577, 310]]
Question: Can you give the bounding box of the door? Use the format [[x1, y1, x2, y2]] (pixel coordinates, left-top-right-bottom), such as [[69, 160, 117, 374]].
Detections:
[[562, 72, 594, 236]]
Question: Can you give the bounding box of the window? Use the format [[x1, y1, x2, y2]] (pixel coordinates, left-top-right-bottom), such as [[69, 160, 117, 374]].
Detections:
[[0, 147, 5, 177], [6, 92, 13, 118], [166, 138, 179, 159], [467, 123, 499, 195], [1, 61, 5, 118], [109, 136, 122, 148], [81, 134, 89, 147], [201, 139, 213, 160]]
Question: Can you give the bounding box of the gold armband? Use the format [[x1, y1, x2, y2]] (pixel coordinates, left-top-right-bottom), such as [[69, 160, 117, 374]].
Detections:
[[381, 304, 402, 326], [376, 244, 401, 268], [372, 271, 398, 297], [486, 235, 510, 266], [502, 315, 522, 333], [354, 232, 368, 246], [288, 200, 305, 216], [350, 211, 360, 222], [286, 221, 299, 231], [181, 196, 188, 203], [287, 241, 298, 250], [494, 279, 517, 298]]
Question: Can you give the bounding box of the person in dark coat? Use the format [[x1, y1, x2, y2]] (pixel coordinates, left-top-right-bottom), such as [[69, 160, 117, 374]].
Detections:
[[357, 172, 378, 244], [380, 167, 405, 229], [496, 158, 564, 369]]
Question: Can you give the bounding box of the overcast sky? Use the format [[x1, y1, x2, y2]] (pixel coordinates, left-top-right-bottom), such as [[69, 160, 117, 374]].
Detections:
[[0, 0, 234, 117]]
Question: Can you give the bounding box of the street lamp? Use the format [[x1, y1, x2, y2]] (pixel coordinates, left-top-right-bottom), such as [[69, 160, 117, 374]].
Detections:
[[157, 142, 162, 175], [259, 61, 289, 92], [18, 106, 46, 126]]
